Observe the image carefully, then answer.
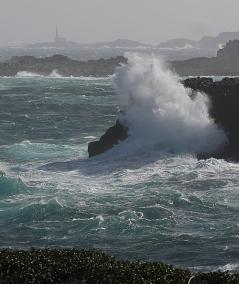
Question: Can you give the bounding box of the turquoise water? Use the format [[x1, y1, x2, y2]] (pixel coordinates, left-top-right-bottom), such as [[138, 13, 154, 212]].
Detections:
[[0, 75, 239, 271]]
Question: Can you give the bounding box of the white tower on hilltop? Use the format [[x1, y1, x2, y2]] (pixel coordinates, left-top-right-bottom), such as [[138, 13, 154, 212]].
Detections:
[[55, 27, 59, 42], [54, 27, 66, 45]]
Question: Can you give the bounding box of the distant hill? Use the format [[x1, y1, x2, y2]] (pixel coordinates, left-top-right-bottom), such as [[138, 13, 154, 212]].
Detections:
[[3, 39, 239, 77], [171, 39, 239, 76], [158, 38, 196, 49], [0, 54, 127, 77], [26, 39, 150, 49], [19, 31, 239, 52], [26, 41, 81, 49], [158, 31, 239, 49], [87, 39, 150, 48]]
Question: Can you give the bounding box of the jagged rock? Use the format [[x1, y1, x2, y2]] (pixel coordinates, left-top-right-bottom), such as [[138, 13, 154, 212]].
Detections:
[[184, 77, 239, 160], [88, 121, 128, 157]]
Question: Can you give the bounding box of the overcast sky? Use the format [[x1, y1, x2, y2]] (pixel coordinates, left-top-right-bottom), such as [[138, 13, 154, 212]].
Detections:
[[0, 0, 238, 46]]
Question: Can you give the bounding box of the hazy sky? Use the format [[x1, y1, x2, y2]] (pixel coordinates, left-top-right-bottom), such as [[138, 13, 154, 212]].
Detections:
[[0, 0, 238, 46]]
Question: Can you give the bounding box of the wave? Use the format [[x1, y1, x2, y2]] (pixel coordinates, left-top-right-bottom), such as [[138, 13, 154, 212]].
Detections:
[[16, 71, 43, 77], [13, 71, 114, 80], [113, 53, 227, 155], [0, 140, 84, 162], [16, 70, 69, 78], [158, 44, 196, 50], [0, 173, 30, 197], [2, 70, 238, 82], [217, 263, 239, 272], [16, 198, 67, 222]]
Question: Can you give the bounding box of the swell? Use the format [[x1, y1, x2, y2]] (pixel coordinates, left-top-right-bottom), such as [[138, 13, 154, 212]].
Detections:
[[0, 173, 30, 197]]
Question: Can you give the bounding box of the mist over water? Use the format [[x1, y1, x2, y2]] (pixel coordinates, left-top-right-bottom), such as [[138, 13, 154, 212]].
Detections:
[[114, 54, 227, 154]]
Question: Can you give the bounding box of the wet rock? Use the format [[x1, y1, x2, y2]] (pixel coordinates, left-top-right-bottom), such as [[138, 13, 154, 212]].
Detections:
[[184, 77, 239, 161], [88, 120, 129, 157]]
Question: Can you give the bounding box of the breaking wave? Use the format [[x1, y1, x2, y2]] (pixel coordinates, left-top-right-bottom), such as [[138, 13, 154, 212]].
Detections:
[[16, 70, 65, 78], [0, 173, 30, 197], [15, 71, 114, 80], [113, 53, 227, 154]]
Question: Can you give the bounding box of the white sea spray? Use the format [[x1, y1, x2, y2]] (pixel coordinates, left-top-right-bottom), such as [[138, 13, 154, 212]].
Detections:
[[113, 53, 227, 154]]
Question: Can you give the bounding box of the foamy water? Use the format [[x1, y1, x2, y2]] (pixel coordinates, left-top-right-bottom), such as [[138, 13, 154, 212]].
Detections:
[[0, 58, 239, 272], [114, 54, 226, 154]]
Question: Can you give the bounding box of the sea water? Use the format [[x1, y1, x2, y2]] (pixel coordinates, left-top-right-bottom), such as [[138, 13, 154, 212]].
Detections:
[[0, 63, 239, 272]]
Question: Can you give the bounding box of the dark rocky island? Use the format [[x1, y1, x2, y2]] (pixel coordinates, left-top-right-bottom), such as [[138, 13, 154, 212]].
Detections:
[[0, 54, 127, 77], [158, 31, 239, 49], [88, 77, 239, 162], [1, 40, 239, 77], [172, 40, 239, 76]]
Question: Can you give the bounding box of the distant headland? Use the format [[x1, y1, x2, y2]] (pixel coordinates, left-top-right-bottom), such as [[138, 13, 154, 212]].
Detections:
[[0, 55, 127, 77], [1, 39, 239, 77], [172, 39, 239, 76], [25, 27, 150, 50], [23, 30, 239, 50]]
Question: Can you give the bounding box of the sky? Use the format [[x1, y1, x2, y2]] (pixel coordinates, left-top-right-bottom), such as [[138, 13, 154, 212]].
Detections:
[[0, 0, 238, 46]]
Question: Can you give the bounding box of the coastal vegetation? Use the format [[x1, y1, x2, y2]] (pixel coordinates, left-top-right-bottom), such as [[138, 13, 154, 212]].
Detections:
[[1, 249, 239, 284]]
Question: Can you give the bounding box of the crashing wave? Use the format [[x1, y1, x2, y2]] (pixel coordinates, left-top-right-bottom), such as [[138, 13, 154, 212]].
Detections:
[[14, 70, 113, 80], [114, 53, 226, 154], [0, 173, 29, 197], [16, 71, 43, 77]]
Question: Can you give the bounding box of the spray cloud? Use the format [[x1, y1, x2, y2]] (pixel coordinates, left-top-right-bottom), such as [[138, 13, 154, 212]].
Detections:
[[113, 53, 227, 154]]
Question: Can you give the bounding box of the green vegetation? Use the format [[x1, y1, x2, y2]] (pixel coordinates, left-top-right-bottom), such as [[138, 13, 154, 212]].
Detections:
[[0, 249, 239, 283]]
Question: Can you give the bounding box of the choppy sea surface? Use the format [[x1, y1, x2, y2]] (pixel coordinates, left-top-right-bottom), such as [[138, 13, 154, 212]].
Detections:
[[0, 74, 239, 272]]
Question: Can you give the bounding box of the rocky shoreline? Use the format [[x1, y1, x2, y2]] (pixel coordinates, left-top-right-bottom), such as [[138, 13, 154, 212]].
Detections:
[[1, 40, 239, 77], [1, 249, 238, 284], [172, 40, 239, 76], [0, 55, 127, 77], [88, 77, 239, 161]]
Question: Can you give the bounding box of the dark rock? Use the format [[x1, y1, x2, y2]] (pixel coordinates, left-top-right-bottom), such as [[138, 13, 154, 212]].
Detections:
[[0, 55, 127, 77], [88, 120, 129, 157], [172, 40, 239, 76], [184, 77, 239, 161]]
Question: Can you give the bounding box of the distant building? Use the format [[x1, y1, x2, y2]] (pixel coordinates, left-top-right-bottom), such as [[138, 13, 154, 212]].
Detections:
[[25, 27, 81, 49], [54, 27, 67, 45]]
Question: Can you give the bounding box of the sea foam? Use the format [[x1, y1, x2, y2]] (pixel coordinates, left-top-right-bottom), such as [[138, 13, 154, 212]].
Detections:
[[113, 53, 227, 154]]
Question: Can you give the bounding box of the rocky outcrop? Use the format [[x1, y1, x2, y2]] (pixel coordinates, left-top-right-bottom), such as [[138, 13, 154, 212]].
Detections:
[[171, 40, 239, 76], [3, 40, 239, 77], [0, 55, 127, 77], [158, 31, 239, 49], [184, 77, 239, 160], [88, 121, 128, 157], [88, 78, 239, 161]]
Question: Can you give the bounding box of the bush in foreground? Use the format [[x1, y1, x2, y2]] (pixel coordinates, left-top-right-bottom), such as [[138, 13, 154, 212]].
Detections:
[[0, 249, 239, 283]]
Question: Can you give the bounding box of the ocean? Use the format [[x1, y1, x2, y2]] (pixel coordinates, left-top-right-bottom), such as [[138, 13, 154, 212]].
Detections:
[[0, 60, 239, 272]]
